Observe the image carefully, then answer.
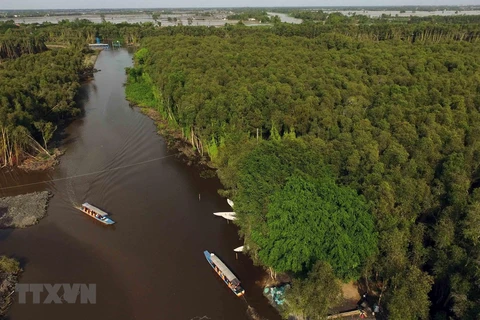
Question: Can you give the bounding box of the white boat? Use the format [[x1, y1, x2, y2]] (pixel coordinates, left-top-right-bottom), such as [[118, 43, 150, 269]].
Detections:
[[234, 246, 244, 252], [213, 212, 237, 221], [227, 199, 234, 208]]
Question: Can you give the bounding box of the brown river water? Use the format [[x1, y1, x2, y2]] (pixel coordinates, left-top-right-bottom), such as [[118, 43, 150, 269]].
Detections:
[[0, 48, 281, 320]]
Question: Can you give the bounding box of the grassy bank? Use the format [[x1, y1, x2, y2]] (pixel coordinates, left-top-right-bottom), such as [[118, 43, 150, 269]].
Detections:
[[125, 67, 207, 164]]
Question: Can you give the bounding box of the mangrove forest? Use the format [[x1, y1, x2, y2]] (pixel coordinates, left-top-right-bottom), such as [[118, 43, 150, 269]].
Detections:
[[125, 16, 480, 320], [1, 12, 480, 319]]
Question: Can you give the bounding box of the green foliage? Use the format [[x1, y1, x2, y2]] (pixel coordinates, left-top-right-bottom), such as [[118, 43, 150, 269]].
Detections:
[[255, 172, 376, 279], [34, 121, 57, 149], [134, 48, 149, 65], [125, 70, 159, 108], [388, 266, 434, 320], [206, 136, 219, 159], [0, 34, 47, 60], [283, 261, 342, 320], [290, 10, 328, 21], [129, 25, 480, 317], [0, 256, 20, 274], [8, 19, 475, 317], [0, 47, 84, 165]]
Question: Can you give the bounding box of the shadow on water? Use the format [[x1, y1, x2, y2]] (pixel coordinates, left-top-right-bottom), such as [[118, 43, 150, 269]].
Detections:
[[0, 227, 14, 243], [6, 254, 29, 270], [49, 80, 92, 150]]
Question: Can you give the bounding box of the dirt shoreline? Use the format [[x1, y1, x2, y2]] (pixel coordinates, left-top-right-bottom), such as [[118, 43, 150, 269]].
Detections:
[[0, 191, 51, 229], [0, 192, 49, 317]]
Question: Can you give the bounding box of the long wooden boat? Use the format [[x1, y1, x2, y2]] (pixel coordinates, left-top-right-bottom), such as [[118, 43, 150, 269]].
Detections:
[[204, 250, 245, 297], [78, 203, 115, 225]]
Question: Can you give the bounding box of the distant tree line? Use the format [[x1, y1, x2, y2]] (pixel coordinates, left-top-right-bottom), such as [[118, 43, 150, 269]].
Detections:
[[226, 9, 272, 23]]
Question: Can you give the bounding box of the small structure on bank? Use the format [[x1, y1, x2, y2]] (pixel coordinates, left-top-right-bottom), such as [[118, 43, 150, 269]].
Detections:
[[88, 43, 110, 50], [264, 284, 289, 306]]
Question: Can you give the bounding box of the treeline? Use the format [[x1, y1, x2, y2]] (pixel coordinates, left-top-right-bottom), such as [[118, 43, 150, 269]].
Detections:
[[140, 22, 480, 43], [0, 47, 84, 166], [2, 19, 157, 48], [126, 23, 480, 319], [226, 9, 272, 23], [0, 34, 47, 60], [39, 19, 156, 45], [289, 10, 330, 22], [289, 9, 480, 25], [410, 14, 480, 24]]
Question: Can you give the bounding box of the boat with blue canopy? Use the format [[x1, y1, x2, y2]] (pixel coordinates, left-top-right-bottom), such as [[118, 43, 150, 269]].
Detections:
[[204, 250, 245, 297], [78, 203, 115, 225]]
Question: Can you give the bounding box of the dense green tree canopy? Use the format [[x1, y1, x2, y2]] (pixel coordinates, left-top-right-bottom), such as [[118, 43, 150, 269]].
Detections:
[[0, 47, 84, 165], [283, 261, 343, 320], [255, 172, 376, 279], [126, 22, 480, 318]]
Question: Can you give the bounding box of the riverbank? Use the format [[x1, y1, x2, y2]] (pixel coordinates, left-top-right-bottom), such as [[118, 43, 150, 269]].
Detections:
[[0, 256, 21, 319], [0, 191, 51, 228], [2, 48, 98, 172], [17, 148, 63, 172], [80, 50, 100, 81], [0, 191, 46, 317], [138, 107, 207, 166], [124, 71, 209, 166]]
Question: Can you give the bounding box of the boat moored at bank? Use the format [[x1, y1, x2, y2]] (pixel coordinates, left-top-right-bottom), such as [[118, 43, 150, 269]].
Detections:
[[204, 250, 245, 297], [78, 203, 115, 225], [213, 212, 236, 220]]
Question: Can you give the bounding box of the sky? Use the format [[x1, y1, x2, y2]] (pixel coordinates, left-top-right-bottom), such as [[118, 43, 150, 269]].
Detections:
[[1, 0, 478, 10]]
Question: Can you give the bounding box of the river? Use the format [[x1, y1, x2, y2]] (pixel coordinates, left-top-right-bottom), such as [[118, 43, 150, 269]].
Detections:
[[0, 48, 281, 320], [267, 12, 303, 24]]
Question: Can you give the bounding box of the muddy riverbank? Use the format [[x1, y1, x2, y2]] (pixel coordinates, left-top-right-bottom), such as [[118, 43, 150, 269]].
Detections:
[[0, 191, 50, 228]]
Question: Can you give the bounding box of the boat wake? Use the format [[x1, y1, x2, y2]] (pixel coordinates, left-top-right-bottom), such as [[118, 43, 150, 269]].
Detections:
[[246, 305, 265, 320]]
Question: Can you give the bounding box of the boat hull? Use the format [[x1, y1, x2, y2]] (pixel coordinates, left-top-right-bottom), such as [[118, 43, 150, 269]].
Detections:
[[213, 212, 237, 220]]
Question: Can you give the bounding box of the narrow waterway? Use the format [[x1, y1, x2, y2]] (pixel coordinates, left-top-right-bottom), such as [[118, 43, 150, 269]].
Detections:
[[0, 49, 280, 320]]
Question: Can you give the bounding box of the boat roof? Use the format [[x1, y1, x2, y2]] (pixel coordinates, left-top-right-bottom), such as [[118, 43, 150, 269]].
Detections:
[[210, 253, 239, 284], [82, 203, 109, 217]]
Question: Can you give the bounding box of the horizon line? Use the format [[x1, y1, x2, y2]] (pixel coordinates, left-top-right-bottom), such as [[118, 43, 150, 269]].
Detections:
[[2, 4, 480, 11]]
